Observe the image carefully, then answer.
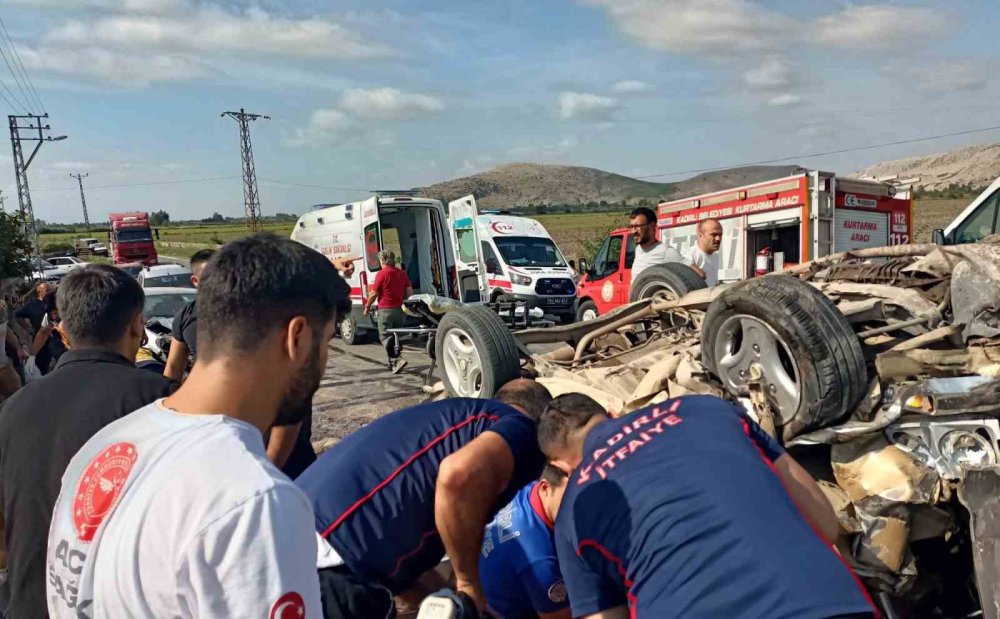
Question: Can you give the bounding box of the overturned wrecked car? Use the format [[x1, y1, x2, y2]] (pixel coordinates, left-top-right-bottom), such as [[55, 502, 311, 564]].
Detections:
[[423, 239, 1000, 618]]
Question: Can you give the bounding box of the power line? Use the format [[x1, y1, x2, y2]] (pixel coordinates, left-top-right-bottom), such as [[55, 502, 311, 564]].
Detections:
[[259, 178, 370, 192], [635, 124, 1000, 179], [0, 27, 33, 112], [0, 79, 24, 114], [33, 174, 242, 191], [0, 17, 43, 113]]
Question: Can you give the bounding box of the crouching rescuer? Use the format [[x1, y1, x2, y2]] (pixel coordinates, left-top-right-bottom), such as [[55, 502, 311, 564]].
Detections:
[[295, 379, 553, 618]]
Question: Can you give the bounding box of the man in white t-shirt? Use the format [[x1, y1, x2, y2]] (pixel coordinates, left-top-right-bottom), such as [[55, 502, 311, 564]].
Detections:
[[46, 235, 351, 618], [682, 218, 723, 286], [628, 207, 703, 281]]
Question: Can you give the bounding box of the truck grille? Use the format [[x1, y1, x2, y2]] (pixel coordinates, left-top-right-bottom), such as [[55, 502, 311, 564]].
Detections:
[[535, 278, 575, 296]]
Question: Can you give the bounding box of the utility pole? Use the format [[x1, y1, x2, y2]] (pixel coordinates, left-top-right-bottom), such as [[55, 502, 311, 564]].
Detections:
[[9, 113, 66, 260], [0, 189, 6, 212], [221, 108, 269, 233], [69, 172, 91, 232]]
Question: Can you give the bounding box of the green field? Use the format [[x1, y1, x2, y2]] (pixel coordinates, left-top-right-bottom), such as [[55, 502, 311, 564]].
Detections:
[[38, 198, 969, 265]]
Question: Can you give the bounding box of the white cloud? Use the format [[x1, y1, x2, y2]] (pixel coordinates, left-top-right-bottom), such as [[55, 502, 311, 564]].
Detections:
[[908, 60, 986, 93], [743, 57, 795, 90], [284, 109, 353, 148], [507, 135, 579, 160], [339, 88, 445, 120], [46, 6, 393, 60], [767, 93, 801, 107], [558, 92, 618, 120], [611, 80, 653, 94], [812, 5, 943, 50], [581, 0, 791, 55], [19, 44, 215, 86]]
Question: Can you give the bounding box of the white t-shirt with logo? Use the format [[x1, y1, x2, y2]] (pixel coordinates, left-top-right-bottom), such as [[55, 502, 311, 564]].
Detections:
[[46, 401, 321, 618], [630, 241, 688, 282], [683, 244, 721, 286]]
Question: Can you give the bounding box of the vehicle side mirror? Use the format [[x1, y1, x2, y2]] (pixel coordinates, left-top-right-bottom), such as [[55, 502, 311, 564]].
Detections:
[[578, 258, 589, 273], [931, 228, 946, 245], [485, 259, 498, 274]]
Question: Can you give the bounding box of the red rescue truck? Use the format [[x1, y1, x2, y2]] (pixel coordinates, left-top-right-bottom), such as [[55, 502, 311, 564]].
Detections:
[[108, 211, 158, 266], [575, 170, 912, 321]]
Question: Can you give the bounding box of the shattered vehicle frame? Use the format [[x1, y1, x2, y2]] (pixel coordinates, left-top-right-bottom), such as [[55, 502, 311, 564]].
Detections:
[[441, 239, 1000, 618]]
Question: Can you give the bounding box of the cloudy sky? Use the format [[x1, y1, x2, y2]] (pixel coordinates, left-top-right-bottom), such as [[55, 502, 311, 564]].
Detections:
[[0, 0, 996, 223]]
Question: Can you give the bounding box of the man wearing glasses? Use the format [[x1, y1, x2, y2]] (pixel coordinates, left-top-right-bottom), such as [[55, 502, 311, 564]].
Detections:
[[628, 207, 702, 281]]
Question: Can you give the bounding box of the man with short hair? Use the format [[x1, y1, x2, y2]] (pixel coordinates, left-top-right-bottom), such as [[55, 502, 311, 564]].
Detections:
[[480, 464, 571, 619], [16, 282, 54, 375], [683, 218, 723, 286], [364, 249, 413, 373], [45, 235, 350, 618], [163, 248, 215, 380], [297, 379, 552, 618], [538, 393, 876, 619], [627, 207, 692, 282], [0, 265, 178, 617]]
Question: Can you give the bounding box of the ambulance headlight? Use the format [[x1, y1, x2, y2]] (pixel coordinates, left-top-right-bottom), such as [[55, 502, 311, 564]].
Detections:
[[510, 273, 531, 286], [939, 431, 996, 469]]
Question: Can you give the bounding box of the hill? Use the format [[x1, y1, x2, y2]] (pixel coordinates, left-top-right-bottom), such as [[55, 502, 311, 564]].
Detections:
[[853, 142, 1000, 191], [420, 162, 800, 209]]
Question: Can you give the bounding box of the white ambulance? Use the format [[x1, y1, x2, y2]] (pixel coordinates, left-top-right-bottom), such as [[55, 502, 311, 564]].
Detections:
[[450, 203, 577, 322], [291, 191, 458, 344]]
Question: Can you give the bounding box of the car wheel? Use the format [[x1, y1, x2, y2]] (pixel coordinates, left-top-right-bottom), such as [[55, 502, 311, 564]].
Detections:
[[339, 314, 370, 345], [436, 306, 521, 398], [702, 275, 867, 442], [577, 300, 599, 322], [628, 263, 707, 303]]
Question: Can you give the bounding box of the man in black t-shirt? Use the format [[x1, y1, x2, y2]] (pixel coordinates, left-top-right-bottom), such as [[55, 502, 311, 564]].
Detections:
[[0, 266, 178, 618], [163, 249, 214, 379], [15, 282, 54, 375]]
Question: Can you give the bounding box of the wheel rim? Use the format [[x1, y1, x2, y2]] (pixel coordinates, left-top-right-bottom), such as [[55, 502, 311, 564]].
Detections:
[[442, 327, 484, 397], [582, 308, 598, 321], [341, 317, 354, 341], [712, 314, 801, 421]]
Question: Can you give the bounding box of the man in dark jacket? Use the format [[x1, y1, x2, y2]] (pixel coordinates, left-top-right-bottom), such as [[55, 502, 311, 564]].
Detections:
[[0, 265, 178, 617]]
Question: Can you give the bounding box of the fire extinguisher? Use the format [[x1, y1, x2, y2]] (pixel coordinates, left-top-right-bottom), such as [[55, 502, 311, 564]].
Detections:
[[755, 247, 772, 277]]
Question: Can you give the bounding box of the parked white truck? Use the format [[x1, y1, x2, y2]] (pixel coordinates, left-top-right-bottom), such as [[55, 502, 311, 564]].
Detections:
[[933, 176, 1000, 245]]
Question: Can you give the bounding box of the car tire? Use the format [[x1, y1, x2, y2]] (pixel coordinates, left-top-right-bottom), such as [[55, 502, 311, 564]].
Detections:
[[701, 275, 867, 442], [577, 300, 599, 322], [436, 306, 521, 398], [628, 263, 707, 303], [339, 314, 370, 345]]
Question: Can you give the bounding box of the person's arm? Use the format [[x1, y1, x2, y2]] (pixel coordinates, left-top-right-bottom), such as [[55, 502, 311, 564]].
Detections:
[[267, 423, 301, 469], [364, 271, 383, 316], [163, 338, 190, 381], [30, 327, 51, 356], [435, 432, 515, 610], [772, 454, 840, 544], [404, 272, 414, 299], [178, 486, 321, 617], [581, 609, 630, 619], [519, 558, 571, 619]]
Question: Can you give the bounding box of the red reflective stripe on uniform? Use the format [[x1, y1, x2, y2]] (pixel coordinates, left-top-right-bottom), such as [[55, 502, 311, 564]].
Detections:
[[389, 529, 439, 578], [740, 419, 880, 618], [576, 539, 637, 619], [488, 279, 513, 290], [320, 413, 501, 538]]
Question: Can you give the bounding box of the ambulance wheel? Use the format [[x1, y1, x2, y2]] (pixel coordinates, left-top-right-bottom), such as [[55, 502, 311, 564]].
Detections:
[[628, 263, 707, 303], [702, 275, 867, 442], [491, 290, 511, 304], [577, 300, 599, 322], [436, 306, 520, 398], [339, 314, 370, 345]]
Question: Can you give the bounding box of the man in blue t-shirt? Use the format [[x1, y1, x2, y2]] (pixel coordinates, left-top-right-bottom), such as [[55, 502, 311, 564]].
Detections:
[[480, 465, 571, 619], [296, 379, 551, 617], [538, 393, 877, 619]]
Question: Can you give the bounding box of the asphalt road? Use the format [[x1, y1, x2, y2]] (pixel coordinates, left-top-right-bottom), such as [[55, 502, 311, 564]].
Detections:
[[311, 335, 438, 445]]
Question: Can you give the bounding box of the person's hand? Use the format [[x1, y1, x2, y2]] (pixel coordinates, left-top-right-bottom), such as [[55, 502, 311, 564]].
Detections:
[[454, 579, 487, 613], [332, 256, 359, 273], [17, 346, 27, 362], [362, 305, 370, 317]]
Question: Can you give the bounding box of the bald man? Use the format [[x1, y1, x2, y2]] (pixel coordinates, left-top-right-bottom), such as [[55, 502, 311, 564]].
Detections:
[[684, 218, 723, 286], [297, 379, 553, 618]]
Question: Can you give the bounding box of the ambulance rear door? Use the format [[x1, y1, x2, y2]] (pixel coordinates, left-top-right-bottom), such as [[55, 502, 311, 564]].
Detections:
[[448, 195, 489, 302]]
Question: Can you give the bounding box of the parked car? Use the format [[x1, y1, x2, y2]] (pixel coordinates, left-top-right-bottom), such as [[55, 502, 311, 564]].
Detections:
[[136, 264, 193, 289], [28, 258, 66, 283], [116, 262, 145, 279], [75, 237, 109, 257], [45, 256, 86, 271]]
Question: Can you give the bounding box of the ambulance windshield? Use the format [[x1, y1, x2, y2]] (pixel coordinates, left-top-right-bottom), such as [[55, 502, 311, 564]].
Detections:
[[494, 236, 566, 267]]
